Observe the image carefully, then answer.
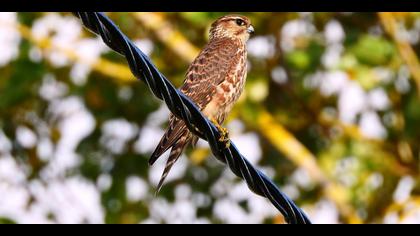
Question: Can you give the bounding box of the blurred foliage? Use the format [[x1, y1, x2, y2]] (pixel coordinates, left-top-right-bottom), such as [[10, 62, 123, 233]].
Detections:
[[1, 12, 420, 224]]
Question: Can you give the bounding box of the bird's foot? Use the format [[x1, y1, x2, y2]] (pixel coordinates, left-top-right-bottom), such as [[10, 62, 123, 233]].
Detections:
[[210, 118, 231, 148]]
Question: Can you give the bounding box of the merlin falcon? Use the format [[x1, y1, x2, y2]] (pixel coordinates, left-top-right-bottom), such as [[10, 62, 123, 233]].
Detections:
[[150, 15, 254, 192]]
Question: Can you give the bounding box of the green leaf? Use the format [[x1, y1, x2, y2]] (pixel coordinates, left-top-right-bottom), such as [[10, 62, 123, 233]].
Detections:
[[352, 35, 394, 66], [0, 217, 17, 224]]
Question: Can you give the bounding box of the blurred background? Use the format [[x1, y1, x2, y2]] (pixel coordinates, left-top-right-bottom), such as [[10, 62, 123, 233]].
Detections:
[[0, 12, 420, 224]]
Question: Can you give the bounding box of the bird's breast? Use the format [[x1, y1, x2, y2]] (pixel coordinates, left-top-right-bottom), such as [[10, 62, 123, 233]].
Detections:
[[203, 50, 247, 123]]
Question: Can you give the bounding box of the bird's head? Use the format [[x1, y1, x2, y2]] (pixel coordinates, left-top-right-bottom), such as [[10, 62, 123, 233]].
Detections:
[[209, 15, 254, 43]]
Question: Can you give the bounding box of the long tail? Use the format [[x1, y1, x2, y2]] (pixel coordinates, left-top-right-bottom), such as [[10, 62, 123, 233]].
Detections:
[[149, 117, 186, 166], [156, 132, 190, 194]]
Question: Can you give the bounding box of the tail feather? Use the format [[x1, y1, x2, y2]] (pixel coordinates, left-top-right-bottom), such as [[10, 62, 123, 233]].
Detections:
[[149, 117, 186, 166], [155, 134, 190, 194]]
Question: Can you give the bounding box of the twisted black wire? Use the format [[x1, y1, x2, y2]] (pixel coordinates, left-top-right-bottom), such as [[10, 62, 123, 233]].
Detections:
[[73, 12, 311, 224]]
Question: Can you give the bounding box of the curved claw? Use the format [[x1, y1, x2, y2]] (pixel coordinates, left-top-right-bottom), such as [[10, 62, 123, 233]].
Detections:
[[210, 117, 231, 148]]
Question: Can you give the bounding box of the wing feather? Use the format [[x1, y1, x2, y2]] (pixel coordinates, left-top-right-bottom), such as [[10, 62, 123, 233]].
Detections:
[[181, 38, 239, 110]]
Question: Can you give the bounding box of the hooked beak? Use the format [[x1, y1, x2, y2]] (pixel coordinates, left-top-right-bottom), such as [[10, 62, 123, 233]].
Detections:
[[247, 25, 255, 35]]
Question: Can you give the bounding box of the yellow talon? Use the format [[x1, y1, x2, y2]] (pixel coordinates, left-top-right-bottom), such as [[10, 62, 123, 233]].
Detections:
[[210, 117, 231, 148]]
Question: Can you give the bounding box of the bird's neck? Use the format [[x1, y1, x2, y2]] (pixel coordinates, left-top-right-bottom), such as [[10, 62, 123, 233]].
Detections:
[[209, 36, 245, 48]]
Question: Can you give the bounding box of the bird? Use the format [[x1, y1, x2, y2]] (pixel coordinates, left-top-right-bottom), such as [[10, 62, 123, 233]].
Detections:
[[150, 15, 254, 193]]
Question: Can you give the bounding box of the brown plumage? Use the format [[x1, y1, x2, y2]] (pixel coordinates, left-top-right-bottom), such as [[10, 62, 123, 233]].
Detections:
[[150, 15, 254, 193]]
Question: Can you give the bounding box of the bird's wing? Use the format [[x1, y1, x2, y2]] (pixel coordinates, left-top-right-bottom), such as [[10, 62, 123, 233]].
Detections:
[[180, 38, 240, 110]]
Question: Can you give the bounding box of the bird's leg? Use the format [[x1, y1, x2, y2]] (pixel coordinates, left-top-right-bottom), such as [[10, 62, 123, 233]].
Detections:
[[210, 117, 230, 148]]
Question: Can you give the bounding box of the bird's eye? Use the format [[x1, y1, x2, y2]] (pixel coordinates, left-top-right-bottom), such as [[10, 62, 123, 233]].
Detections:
[[235, 19, 245, 26]]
